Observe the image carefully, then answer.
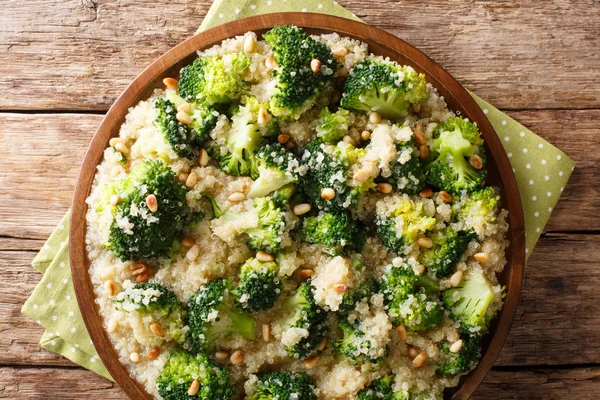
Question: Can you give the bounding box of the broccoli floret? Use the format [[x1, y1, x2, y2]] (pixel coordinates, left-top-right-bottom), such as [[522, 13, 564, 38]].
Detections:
[[301, 211, 366, 255], [271, 183, 297, 210], [315, 107, 351, 144], [154, 98, 200, 159], [375, 194, 436, 254], [263, 25, 338, 119], [419, 228, 477, 278], [247, 142, 300, 198], [335, 318, 387, 365], [436, 334, 482, 377], [201, 193, 223, 218], [188, 279, 255, 352], [248, 371, 317, 400], [103, 159, 188, 261], [442, 269, 495, 334], [457, 186, 501, 236], [164, 90, 219, 148], [235, 257, 282, 312], [178, 53, 250, 105], [282, 281, 328, 359], [301, 139, 373, 212], [341, 58, 429, 121], [156, 351, 234, 400], [380, 264, 444, 332], [424, 117, 487, 194], [376, 141, 425, 195], [357, 375, 407, 400], [339, 279, 378, 314]]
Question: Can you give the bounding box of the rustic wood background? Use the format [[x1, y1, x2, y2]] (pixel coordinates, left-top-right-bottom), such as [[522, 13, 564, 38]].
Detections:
[[1, 0, 599, 398]]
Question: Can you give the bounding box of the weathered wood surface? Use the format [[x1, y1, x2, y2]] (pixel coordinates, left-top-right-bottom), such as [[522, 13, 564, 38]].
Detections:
[[1, 0, 599, 111]]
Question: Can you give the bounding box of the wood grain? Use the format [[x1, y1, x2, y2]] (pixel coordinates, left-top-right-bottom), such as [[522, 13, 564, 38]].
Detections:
[[1, 0, 599, 111]]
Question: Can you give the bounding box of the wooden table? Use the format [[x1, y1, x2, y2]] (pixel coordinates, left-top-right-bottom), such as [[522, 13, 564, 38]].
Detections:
[[1, 1, 598, 398]]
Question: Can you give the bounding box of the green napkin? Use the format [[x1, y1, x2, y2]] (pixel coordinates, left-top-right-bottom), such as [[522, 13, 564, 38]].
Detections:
[[22, 0, 574, 381]]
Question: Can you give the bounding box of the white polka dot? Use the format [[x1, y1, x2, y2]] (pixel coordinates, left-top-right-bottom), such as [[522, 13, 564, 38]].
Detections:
[[547, 192, 552, 197], [52, 315, 57, 321], [71, 347, 76, 353], [302, 7, 307, 12], [526, 164, 531, 169], [250, 4, 256, 9], [538, 143, 544, 149], [33, 304, 39, 309], [523, 148, 528, 153], [43, 244, 50, 250], [520, 131, 525, 137], [532, 196, 537, 201], [234, 8, 240, 14], [504, 136, 510, 142], [534, 212, 539, 217], [507, 152, 512, 158], [501, 120, 507, 125], [541, 159, 546, 165], [66, 295, 71, 300], [58, 224, 64, 230], [267, 0, 272, 5], [59, 241, 65, 246], [55, 331, 60, 337], [218, 13, 224, 18], [75, 344, 79, 348], [544, 176, 549, 181], [557, 155, 562, 160], [63, 278, 68, 284], [559, 171, 563, 176], [483, 109, 488, 114], [525, 248, 529, 254], [529, 180, 534, 185], [536, 228, 540, 233], [46, 283, 52, 289], [548, 207, 553, 212], [318, 3, 323, 8], [59, 262, 65, 267], [512, 168, 516, 173], [571, 166, 575, 171], [49, 300, 55, 306], [71, 328, 76, 333], [68, 311, 74, 317], [90, 357, 97, 363], [36, 320, 41, 324], [51, 340, 56, 346], [560, 187, 564, 192]]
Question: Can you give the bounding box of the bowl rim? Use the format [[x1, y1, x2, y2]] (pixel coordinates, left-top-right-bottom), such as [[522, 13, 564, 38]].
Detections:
[[70, 12, 525, 400]]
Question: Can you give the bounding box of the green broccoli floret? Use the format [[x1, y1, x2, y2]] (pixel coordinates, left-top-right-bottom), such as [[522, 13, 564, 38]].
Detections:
[[339, 279, 378, 314], [156, 351, 234, 400], [248, 371, 317, 400], [271, 183, 297, 210], [188, 279, 256, 352], [235, 257, 282, 312], [357, 375, 407, 400], [315, 107, 351, 144], [341, 58, 429, 121], [335, 318, 388, 365], [103, 159, 188, 261], [301, 211, 366, 255], [419, 228, 477, 278], [164, 90, 219, 148], [201, 193, 223, 218], [301, 139, 373, 212], [457, 186, 501, 237], [114, 283, 187, 344], [376, 141, 425, 195], [282, 281, 328, 359], [424, 117, 487, 194], [442, 269, 495, 335], [380, 264, 444, 332], [375, 194, 436, 254], [263, 25, 339, 119], [178, 53, 250, 105], [247, 142, 300, 198], [154, 97, 199, 159], [436, 334, 482, 377]]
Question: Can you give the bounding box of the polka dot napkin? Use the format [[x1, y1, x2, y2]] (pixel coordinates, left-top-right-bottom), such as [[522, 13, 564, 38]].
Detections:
[[22, 0, 574, 381]]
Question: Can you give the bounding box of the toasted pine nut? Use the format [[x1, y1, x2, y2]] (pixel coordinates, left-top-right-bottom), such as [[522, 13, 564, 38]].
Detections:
[[417, 237, 433, 248], [415, 264, 425, 275], [150, 322, 165, 337], [439, 190, 453, 202], [337, 67, 349, 78], [369, 111, 382, 124], [473, 252, 490, 263], [181, 237, 194, 248], [298, 269, 314, 279], [396, 326, 407, 342], [147, 346, 161, 360], [331, 47, 348, 57], [411, 103, 422, 113], [419, 188, 433, 198], [146, 194, 158, 213], [185, 172, 198, 188], [230, 350, 245, 365], [450, 270, 464, 287], [176, 111, 193, 125], [177, 103, 191, 113], [277, 134, 290, 144], [450, 339, 463, 353], [284, 140, 295, 149], [407, 347, 419, 359], [258, 106, 269, 125], [310, 59, 322, 73], [353, 170, 371, 182], [109, 137, 123, 147], [342, 135, 356, 146], [293, 203, 312, 216], [178, 172, 189, 183], [318, 337, 327, 352], [188, 379, 200, 396], [304, 354, 320, 369], [333, 283, 347, 293], [419, 144, 429, 159], [262, 323, 271, 342], [321, 188, 336, 200], [265, 56, 277, 70], [243, 35, 256, 53], [412, 351, 427, 368], [228, 192, 246, 203], [136, 270, 152, 284], [376, 183, 393, 194], [107, 319, 119, 333], [256, 251, 274, 263], [469, 154, 483, 170], [215, 350, 230, 360], [129, 352, 140, 363], [360, 130, 371, 141], [199, 149, 210, 166], [186, 245, 200, 262], [104, 280, 117, 296], [130, 262, 146, 273], [115, 142, 129, 155], [109, 194, 120, 206], [163, 77, 178, 89], [413, 124, 426, 145]]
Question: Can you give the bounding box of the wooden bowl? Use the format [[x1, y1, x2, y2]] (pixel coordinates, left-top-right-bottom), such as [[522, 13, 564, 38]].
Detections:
[[70, 12, 525, 400]]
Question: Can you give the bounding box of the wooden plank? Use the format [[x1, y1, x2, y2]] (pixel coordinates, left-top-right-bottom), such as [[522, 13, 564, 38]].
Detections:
[[1, 0, 599, 111]]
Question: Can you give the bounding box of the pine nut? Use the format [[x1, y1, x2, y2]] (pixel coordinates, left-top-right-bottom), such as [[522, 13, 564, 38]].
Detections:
[[293, 203, 312, 216], [150, 322, 165, 337], [360, 130, 371, 141], [230, 350, 245, 365], [256, 251, 274, 262], [129, 352, 140, 363], [412, 351, 427, 368], [407, 347, 419, 359], [109, 195, 120, 206], [284, 140, 295, 149], [474, 252, 490, 263], [369, 111, 382, 124], [411, 103, 422, 113], [419, 144, 429, 159], [265, 56, 277, 70], [413, 124, 426, 145], [331, 47, 348, 57], [333, 283, 347, 293], [450, 270, 464, 287], [304, 354, 320, 369], [146, 194, 158, 213], [185, 172, 198, 188], [178, 172, 189, 183], [419, 188, 433, 198], [228, 191, 246, 202], [376, 183, 393, 194], [353, 170, 371, 182], [417, 237, 433, 248], [342, 135, 356, 146], [298, 269, 314, 279], [130, 262, 146, 274], [109, 137, 123, 147], [115, 142, 129, 155], [215, 350, 230, 360], [177, 103, 191, 113], [396, 326, 407, 342], [107, 319, 119, 333], [181, 237, 194, 248], [439, 190, 453, 202], [415, 264, 425, 275], [243, 35, 256, 53], [199, 149, 210, 166], [147, 346, 161, 360], [310, 59, 322, 73], [188, 379, 200, 396], [262, 323, 271, 342], [277, 134, 290, 144], [469, 154, 483, 170], [176, 111, 193, 125], [258, 106, 269, 125], [337, 67, 349, 78], [318, 337, 327, 352], [186, 245, 200, 262], [104, 280, 117, 296], [450, 339, 463, 353], [321, 188, 336, 200], [163, 77, 178, 89]]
